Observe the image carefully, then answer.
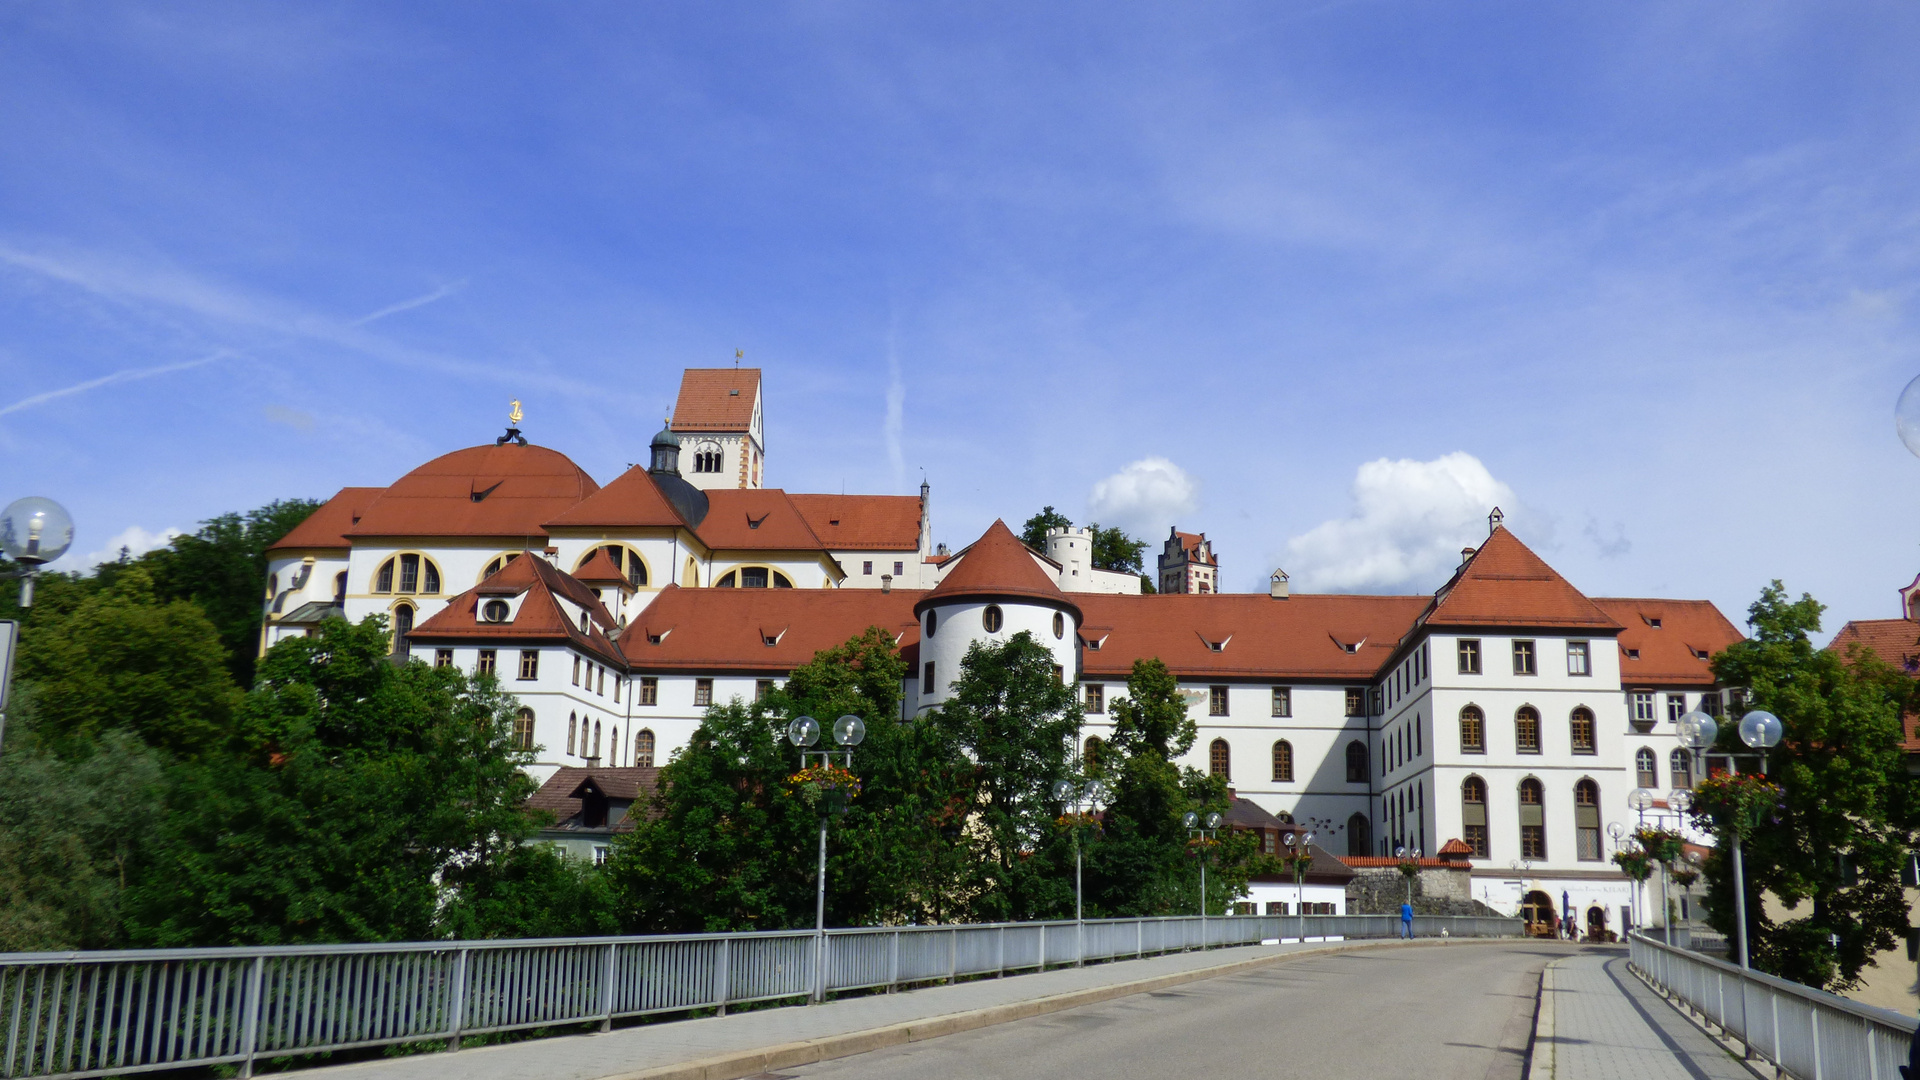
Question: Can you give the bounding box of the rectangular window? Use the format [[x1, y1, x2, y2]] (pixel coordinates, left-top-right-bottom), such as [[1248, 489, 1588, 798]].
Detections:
[[894, 561, 905, 576], [639, 677, 658, 705], [923, 662, 935, 695], [1568, 641, 1590, 676], [1727, 688, 1747, 712], [477, 649, 496, 676], [1085, 683, 1105, 713], [756, 679, 774, 701], [863, 560, 873, 575], [1266, 902, 1289, 916], [1345, 687, 1365, 717], [1271, 687, 1291, 717], [1512, 640, 1536, 676], [1701, 691, 1723, 717], [1631, 691, 1655, 722], [1209, 686, 1229, 716], [598, 667, 606, 695], [434, 648, 453, 668], [614, 677, 622, 703], [518, 650, 539, 680], [1667, 694, 1685, 722], [1370, 687, 1383, 715], [1460, 710, 1484, 753], [1516, 711, 1540, 753], [1052, 664, 1064, 684], [1571, 711, 1595, 754], [1457, 639, 1481, 675], [694, 678, 713, 707], [398, 553, 419, 593], [1576, 804, 1602, 862], [1463, 803, 1488, 858], [592, 846, 609, 867], [572, 657, 581, 686]]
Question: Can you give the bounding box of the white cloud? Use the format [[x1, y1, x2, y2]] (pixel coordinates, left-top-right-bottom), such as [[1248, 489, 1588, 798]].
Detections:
[[1087, 457, 1200, 538], [48, 525, 184, 572], [1282, 452, 1515, 592]]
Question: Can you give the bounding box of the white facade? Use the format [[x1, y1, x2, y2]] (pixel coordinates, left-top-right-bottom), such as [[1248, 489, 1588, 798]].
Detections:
[[1044, 527, 1143, 595], [912, 597, 1078, 714]]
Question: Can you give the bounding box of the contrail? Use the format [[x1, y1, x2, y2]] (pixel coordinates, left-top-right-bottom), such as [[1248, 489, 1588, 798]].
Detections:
[[350, 280, 466, 326], [0, 350, 228, 417]]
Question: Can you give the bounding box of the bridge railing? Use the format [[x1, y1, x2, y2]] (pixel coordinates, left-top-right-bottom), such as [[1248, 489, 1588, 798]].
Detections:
[[1, 914, 1520, 1079], [1629, 931, 1917, 1080]]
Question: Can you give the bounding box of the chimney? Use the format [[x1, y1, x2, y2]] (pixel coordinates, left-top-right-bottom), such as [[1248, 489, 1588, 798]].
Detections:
[[1460, 547, 1475, 566], [544, 546, 560, 565], [1488, 506, 1504, 533], [881, 573, 892, 594], [1269, 569, 1289, 599]]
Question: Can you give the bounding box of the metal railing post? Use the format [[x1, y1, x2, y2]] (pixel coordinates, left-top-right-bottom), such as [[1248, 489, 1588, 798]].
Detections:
[[237, 954, 265, 1079], [1136, 919, 1143, 959], [715, 937, 731, 1016], [1810, 1007, 1823, 1080], [996, 925, 1005, 978], [887, 931, 899, 993], [946, 929, 957, 985], [445, 947, 469, 1052], [599, 942, 617, 1032], [1038, 924, 1046, 972]]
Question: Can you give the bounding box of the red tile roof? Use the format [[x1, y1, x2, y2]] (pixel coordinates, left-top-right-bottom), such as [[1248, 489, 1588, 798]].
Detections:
[[620, 585, 923, 673], [526, 766, 661, 832], [671, 368, 761, 433], [410, 552, 625, 667], [916, 520, 1077, 615], [1175, 531, 1216, 566], [1074, 592, 1430, 680], [544, 465, 686, 529], [696, 489, 829, 552], [1423, 529, 1620, 631], [1595, 598, 1743, 687], [572, 547, 634, 589], [790, 494, 922, 551], [349, 444, 599, 539], [269, 487, 385, 551], [1828, 618, 1920, 751]]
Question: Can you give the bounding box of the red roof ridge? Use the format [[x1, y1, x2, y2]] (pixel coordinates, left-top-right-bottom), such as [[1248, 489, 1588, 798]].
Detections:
[[671, 368, 761, 433], [546, 465, 686, 529], [269, 487, 386, 551], [411, 552, 625, 667], [1423, 528, 1620, 631]]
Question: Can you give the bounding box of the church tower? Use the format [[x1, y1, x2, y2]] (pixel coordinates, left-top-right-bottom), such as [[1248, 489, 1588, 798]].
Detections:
[[669, 367, 765, 491]]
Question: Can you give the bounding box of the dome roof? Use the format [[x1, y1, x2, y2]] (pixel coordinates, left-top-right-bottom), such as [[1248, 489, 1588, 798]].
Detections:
[[651, 424, 681, 450], [914, 519, 1080, 619], [350, 443, 599, 538]]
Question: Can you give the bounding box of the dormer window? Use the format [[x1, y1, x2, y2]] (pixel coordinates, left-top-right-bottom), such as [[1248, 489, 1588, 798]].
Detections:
[[1643, 615, 1663, 628], [1624, 648, 1641, 660], [579, 612, 590, 634], [747, 513, 768, 530], [482, 599, 511, 623]]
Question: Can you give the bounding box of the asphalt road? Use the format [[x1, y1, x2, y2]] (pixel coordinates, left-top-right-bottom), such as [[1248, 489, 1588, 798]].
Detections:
[[778, 942, 1557, 1080]]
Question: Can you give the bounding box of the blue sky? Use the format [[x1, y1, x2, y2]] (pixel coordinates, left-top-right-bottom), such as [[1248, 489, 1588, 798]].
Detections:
[[4, 3, 1920, 634]]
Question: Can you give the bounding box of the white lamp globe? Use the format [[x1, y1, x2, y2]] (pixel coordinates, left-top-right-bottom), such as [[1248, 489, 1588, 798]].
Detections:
[[1676, 711, 1718, 750], [1898, 374, 1920, 458], [1628, 788, 1656, 811], [832, 714, 865, 747], [1739, 710, 1783, 749], [786, 715, 820, 748], [1053, 780, 1075, 803], [0, 497, 74, 565]]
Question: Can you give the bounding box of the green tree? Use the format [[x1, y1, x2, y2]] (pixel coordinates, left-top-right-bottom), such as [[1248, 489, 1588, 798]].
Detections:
[[1700, 582, 1917, 989], [1088, 523, 1148, 575], [1020, 506, 1074, 551], [936, 632, 1081, 921], [126, 615, 545, 946], [143, 499, 323, 686]]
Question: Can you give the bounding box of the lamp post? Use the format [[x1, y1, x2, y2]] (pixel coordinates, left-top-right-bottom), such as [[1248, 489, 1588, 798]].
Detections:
[[1052, 778, 1109, 966], [1280, 829, 1317, 943], [1185, 811, 1223, 947], [1730, 709, 1782, 972], [787, 713, 865, 1003], [0, 497, 74, 751]]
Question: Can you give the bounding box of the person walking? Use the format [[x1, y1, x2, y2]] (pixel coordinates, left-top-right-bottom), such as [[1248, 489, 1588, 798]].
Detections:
[[1400, 900, 1414, 940]]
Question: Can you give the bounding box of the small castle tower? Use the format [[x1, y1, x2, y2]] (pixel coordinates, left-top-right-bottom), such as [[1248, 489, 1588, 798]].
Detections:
[[1045, 526, 1093, 589], [1158, 527, 1219, 594]]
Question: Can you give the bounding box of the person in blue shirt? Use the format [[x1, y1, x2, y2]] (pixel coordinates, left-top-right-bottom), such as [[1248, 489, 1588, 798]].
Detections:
[[1400, 901, 1414, 939]]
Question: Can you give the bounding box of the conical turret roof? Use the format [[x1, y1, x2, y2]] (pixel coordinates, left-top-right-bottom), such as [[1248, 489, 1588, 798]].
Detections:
[[915, 519, 1079, 617]]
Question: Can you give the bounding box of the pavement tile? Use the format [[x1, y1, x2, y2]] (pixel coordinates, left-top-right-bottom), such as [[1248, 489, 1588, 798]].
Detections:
[[1545, 948, 1753, 1080]]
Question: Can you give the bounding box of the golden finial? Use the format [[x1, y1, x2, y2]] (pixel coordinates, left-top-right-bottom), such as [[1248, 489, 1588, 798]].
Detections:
[[735, 348, 743, 368], [508, 399, 523, 425]]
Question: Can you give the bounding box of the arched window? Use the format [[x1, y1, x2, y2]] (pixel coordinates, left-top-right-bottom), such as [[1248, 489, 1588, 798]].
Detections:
[[482, 552, 523, 581], [1670, 748, 1692, 790], [266, 573, 278, 600], [926, 610, 937, 637], [715, 567, 793, 588], [983, 605, 1004, 632], [1347, 813, 1371, 857], [1518, 779, 1546, 860], [1345, 740, 1368, 783], [610, 726, 619, 766], [1053, 612, 1065, 639], [578, 545, 649, 588], [1083, 735, 1103, 770], [691, 442, 723, 473], [1459, 705, 1485, 753], [332, 570, 347, 604], [1569, 707, 1596, 754], [1574, 779, 1601, 861], [635, 728, 655, 767], [567, 712, 577, 755], [391, 603, 415, 660], [1271, 740, 1293, 782], [1635, 747, 1658, 788], [374, 554, 441, 595], [1209, 738, 1231, 779], [513, 708, 534, 751], [1462, 776, 1488, 857], [1515, 706, 1541, 754], [593, 720, 602, 761]]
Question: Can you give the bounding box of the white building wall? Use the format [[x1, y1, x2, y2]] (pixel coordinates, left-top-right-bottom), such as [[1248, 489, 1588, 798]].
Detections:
[[833, 551, 928, 589], [912, 598, 1078, 714]]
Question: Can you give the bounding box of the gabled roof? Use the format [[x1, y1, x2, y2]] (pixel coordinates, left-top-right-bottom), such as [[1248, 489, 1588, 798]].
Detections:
[[526, 766, 661, 833], [1174, 531, 1216, 565], [916, 520, 1077, 615], [620, 585, 922, 673], [1422, 528, 1620, 631], [349, 444, 599, 539], [1830, 618, 1920, 676], [696, 489, 829, 551], [1075, 592, 1428, 680], [409, 552, 625, 667], [572, 547, 634, 590], [671, 368, 761, 433], [1595, 598, 1743, 687], [790, 494, 922, 551], [269, 487, 385, 551], [544, 465, 686, 529]]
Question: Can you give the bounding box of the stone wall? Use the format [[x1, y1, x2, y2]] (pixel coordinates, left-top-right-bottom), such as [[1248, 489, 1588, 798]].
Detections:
[[1346, 865, 1502, 917]]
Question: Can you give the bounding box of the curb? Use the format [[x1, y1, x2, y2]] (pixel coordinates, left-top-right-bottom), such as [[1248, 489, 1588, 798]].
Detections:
[[594, 938, 1522, 1080], [1529, 958, 1560, 1079]]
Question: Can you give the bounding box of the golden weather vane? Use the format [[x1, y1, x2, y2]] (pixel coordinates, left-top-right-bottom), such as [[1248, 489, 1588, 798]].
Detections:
[[509, 399, 523, 425], [735, 348, 743, 369]]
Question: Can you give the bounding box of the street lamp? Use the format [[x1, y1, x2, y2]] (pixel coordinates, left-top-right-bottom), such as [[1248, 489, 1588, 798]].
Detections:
[[1607, 821, 1634, 930], [0, 497, 74, 608], [787, 713, 864, 1003], [1280, 829, 1317, 943], [1053, 778, 1109, 965], [1185, 810, 1224, 945], [1660, 788, 1694, 947], [1729, 709, 1782, 972]]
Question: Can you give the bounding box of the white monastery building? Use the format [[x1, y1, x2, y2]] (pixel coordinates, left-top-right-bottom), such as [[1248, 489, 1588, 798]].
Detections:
[[261, 367, 1744, 937]]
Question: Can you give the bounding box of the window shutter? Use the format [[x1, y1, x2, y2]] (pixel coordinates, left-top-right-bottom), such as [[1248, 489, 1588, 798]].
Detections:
[[1520, 804, 1544, 828]]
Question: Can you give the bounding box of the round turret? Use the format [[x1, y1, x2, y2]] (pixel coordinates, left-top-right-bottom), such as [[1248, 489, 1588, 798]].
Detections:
[[913, 520, 1079, 712]]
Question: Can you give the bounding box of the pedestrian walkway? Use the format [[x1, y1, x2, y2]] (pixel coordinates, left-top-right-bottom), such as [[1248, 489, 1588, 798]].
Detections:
[[296, 936, 1462, 1080], [1537, 947, 1755, 1080]]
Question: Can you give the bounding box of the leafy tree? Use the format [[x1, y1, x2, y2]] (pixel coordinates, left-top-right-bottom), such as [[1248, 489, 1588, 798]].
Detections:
[[936, 632, 1081, 921], [1699, 582, 1917, 989], [143, 499, 323, 686], [126, 615, 545, 946], [1020, 506, 1073, 551], [11, 565, 241, 760], [1088, 523, 1148, 575], [436, 842, 620, 940]]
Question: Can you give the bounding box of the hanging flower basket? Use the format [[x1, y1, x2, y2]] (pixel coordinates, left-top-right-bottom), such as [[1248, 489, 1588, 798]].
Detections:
[[1689, 773, 1781, 838], [786, 763, 861, 814], [1612, 848, 1652, 882], [1633, 826, 1684, 865], [1283, 851, 1315, 879], [1055, 811, 1103, 835]]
